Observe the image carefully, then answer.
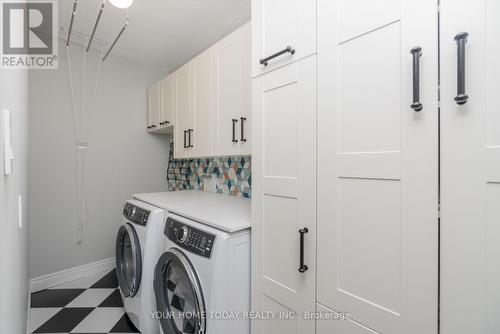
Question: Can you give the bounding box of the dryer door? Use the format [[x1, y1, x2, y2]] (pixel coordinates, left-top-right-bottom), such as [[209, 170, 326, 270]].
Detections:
[[116, 223, 142, 297], [154, 248, 206, 334]]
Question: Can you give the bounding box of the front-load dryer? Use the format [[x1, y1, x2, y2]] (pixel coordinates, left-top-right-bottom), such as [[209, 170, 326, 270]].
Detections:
[[116, 199, 165, 334], [154, 213, 251, 334]]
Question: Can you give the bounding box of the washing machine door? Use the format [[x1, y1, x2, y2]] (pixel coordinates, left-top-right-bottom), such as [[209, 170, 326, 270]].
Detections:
[[115, 223, 142, 297], [154, 248, 206, 334]]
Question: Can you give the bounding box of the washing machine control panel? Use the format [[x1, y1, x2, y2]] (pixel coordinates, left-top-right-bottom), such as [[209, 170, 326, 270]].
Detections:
[[123, 203, 150, 226], [165, 217, 216, 258]]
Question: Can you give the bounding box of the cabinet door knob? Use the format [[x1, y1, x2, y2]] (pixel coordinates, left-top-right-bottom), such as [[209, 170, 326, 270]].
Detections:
[[232, 119, 238, 143]]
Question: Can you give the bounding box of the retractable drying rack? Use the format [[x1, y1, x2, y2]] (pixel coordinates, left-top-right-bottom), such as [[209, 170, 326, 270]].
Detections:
[[65, 0, 129, 60], [64, 0, 131, 245]]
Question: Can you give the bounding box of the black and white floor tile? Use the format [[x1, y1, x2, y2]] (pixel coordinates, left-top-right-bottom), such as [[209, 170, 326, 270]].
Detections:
[[30, 269, 140, 334]]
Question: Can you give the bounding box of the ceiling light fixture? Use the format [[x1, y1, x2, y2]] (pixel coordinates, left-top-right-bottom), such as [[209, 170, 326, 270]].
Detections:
[[107, 0, 133, 9]]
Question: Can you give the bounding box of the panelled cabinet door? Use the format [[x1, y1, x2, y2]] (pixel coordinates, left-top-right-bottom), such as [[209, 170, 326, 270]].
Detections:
[[147, 81, 161, 131], [251, 0, 316, 77], [440, 1, 500, 333], [251, 56, 316, 334], [174, 64, 193, 159], [161, 75, 175, 127], [192, 49, 214, 157], [214, 23, 251, 156], [316, 0, 438, 334]]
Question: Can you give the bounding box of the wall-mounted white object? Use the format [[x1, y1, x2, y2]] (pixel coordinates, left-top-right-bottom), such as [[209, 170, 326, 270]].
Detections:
[[3, 109, 14, 176]]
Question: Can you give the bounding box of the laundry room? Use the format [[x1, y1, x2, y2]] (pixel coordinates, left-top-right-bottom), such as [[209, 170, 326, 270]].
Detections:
[[1, 0, 499, 333]]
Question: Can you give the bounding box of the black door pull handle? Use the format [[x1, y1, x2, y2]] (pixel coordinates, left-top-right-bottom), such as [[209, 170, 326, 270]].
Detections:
[[187, 129, 193, 148], [298, 228, 309, 273], [232, 119, 238, 143], [260, 46, 295, 66], [410, 47, 423, 111], [240, 117, 247, 142], [454, 32, 469, 105]]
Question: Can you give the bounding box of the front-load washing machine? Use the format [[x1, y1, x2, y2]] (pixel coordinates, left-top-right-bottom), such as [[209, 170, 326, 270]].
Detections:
[[154, 213, 251, 334], [116, 199, 165, 334]]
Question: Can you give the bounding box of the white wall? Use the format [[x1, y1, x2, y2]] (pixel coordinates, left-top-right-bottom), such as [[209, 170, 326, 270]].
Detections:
[[29, 42, 170, 279], [0, 70, 30, 333]]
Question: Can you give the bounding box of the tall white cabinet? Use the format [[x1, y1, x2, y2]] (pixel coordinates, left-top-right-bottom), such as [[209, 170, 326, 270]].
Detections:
[[252, 0, 499, 333], [251, 0, 317, 334], [316, 0, 438, 333], [440, 0, 500, 333]]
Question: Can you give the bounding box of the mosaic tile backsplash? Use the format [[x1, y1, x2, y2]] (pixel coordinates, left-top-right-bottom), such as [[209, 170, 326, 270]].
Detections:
[[167, 143, 252, 198]]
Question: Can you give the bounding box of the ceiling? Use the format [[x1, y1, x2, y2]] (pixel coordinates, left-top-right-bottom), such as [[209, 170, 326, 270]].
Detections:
[[59, 0, 250, 74]]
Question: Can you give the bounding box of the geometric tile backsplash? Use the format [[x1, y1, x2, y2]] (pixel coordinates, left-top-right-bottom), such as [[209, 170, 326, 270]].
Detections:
[[167, 142, 252, 198]]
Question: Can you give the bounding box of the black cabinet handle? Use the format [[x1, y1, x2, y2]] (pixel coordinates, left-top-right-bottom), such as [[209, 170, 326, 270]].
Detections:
[[410, 47, 423, 111], [183, 130, 187, 148], [454, 32, 469, 105], [160, 121, 170, 125], [232, 119, 238, 143], [240, 117, 247, 142], [187, 129, 193, 148], [298, 228, 309, 273], [260, 46, 295, 66]]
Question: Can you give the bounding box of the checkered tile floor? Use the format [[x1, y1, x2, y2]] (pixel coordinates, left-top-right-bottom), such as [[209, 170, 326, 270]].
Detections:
[[30, 269, 140, 334]]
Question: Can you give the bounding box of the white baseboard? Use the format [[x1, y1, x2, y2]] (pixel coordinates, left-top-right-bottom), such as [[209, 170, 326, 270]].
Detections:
[[29, 257, 115, 292]]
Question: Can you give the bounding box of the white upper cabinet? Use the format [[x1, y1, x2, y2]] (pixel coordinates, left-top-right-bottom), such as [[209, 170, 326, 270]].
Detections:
[[160, 75, 175, 128], [192, 48, 214, 158], [213, 22, 251, 156], [149, 23, 251, 159], [147, 81, 161, 131], [252, 0, 316, 77], [174, 63, 193, 159]]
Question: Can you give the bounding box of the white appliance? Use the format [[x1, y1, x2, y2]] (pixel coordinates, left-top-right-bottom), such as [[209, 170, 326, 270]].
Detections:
[[116, 199, 165, 334], [154, 213, 250, 334]]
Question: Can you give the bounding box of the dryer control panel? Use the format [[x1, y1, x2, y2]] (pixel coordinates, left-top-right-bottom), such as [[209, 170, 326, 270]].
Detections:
[[165, 217, 216, 259], [123, 203, 150, 226]]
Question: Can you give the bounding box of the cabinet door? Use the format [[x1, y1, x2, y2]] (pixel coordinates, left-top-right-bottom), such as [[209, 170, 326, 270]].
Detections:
[[174, 64, 192, 159], [316, 0, 438, 333], [214, 23, 251, 156], [192, 49, 214, 157], [440, 1, 500, 333], [161, 75, 175, 127], [251, 0, 316, 77], [252, 56, 316, 334], [147, 81, 161, 131]]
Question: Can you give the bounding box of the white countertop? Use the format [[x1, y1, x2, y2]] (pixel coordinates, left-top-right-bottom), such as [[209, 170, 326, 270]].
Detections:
[[133, 191, 251, 233]]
